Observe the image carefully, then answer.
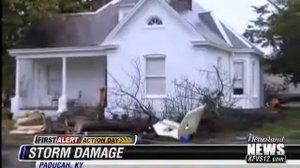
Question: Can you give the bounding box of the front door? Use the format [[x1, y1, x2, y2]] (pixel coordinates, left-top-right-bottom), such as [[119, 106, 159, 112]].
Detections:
[[47, 64, 62, 105]]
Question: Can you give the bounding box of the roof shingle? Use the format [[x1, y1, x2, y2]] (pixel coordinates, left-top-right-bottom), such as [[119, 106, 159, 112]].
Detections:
[[16, 0, 252, 50]]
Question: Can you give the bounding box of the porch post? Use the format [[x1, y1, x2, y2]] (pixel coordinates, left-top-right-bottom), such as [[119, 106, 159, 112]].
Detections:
[[11, 58, 22, 116], [15, 58, 20, 97], [58, 57, 67, 113], [62, 57, 67, 97]]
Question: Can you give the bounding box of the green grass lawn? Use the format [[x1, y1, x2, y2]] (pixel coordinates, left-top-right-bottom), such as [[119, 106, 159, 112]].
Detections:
[[252, 107, 300, 143], [194, 107, 300, 144]]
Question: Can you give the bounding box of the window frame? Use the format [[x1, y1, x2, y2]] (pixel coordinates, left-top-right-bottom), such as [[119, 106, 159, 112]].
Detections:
[[217, 56, 222, 70], [144, 55, 167, 98], [146, 16, 164, 29], [252, 60, 258, 97], [232, 60, 245, 96]]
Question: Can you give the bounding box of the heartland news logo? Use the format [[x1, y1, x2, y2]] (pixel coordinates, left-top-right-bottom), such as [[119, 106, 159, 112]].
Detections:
[[246, 135, 286, 163]]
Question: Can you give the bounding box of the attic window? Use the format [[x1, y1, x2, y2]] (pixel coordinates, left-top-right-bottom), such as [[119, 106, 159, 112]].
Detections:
[[147, 16, 163, 26]]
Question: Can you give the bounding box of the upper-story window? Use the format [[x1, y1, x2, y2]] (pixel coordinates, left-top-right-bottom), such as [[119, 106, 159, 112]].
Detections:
[[147, 16, 163, 26]]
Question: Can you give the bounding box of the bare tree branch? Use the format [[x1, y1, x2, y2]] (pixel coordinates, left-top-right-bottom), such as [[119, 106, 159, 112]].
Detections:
[[107, 58, 157, 123], [162, 66, 240, 120]]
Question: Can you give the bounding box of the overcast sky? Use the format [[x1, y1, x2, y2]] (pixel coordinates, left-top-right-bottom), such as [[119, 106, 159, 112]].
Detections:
[[196, 0, 268, 34]]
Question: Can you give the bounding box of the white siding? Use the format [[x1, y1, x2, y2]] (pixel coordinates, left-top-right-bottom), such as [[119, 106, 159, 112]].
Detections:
[[15, 0, 263, 117], [106, 0, 234, 114]]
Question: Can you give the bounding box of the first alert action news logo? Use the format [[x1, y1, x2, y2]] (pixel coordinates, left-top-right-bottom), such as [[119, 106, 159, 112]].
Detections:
[[246, 135, 286, 163], [33, 135, 136, 144], [18, 135, 137, 161]]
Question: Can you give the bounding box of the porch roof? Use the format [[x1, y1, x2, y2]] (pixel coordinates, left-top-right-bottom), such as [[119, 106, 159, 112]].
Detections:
[[8, 45, 118, 59]]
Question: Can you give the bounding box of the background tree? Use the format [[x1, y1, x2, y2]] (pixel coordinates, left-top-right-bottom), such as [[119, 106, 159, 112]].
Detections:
[[244, 0, 300, 84], [2, 0, 110, 91]]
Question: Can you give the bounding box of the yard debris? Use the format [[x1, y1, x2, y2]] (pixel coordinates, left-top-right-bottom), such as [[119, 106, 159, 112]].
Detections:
[[9, 110, 47, 135], [71, 117, 155, 134], [15, 111, 44, 126], [152, 105, 206, 140], [58, 104, 159, 135]]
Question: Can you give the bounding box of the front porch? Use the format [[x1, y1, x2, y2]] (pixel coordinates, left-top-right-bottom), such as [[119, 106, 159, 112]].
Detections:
[[10, 56, 107, 117]]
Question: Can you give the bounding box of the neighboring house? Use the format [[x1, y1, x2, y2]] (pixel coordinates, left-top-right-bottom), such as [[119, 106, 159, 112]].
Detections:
[[9, 0, 264, 118]]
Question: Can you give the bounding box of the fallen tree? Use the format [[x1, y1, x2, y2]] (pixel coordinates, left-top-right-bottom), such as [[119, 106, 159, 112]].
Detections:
[[64, 59, 159, 134], [10, 111, 47, 135]]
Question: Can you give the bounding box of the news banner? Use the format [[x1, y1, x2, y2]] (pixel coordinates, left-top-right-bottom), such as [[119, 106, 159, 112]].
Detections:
[[18, 135, 300, 167]]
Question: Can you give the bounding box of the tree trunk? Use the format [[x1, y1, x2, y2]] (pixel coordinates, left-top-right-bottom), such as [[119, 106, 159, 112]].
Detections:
[[97, 88, 107, 120]]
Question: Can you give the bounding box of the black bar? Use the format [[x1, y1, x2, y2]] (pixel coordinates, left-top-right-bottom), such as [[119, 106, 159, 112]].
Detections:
[[123, 145, 245, 160], [19, 145, 300, 160]]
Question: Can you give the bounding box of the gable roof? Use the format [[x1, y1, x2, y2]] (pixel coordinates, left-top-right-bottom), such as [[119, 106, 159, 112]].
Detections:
[[180, 9, 231, 49], [16, 0, 260, 53], [198, 12, 223, 41], [16, 0, 121, 48]]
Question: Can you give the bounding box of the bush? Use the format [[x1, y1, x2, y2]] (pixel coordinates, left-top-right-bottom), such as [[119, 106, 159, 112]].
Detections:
[[2, 109, 13, 120]]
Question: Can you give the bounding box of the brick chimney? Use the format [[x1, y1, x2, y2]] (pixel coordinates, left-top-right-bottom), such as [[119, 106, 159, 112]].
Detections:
[[169, 0, 193, 12], [183, 0, 192, 10]]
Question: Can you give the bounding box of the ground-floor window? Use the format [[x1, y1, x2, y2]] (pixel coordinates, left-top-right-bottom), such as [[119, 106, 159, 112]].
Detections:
[[145, 55, 166, 96], [233, 61, 245, 95]]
